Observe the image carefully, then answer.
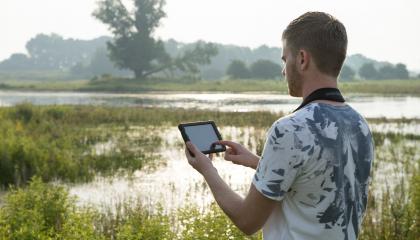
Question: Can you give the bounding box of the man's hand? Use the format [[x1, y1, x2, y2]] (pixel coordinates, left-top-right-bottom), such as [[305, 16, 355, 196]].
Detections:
[[216, 140, 260, 169], [185, 141, 216, 175]]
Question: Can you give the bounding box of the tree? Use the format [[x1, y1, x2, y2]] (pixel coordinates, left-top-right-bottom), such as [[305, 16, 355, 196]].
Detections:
[[226, 60, 250, 79], [339, 65, 356, 81], [25, 34, 106, 71], [377, 63, 409, 80], [0, 54, 32, 71], [249, 59, 282, 79], [394, 63, 409, 79], [359, 63, 378, 80], [70, 47, 131, 78], [93, 0, 217, 80]]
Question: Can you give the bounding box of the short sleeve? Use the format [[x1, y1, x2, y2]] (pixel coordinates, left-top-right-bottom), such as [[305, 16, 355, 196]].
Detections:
[[253, 121, 304, 201]]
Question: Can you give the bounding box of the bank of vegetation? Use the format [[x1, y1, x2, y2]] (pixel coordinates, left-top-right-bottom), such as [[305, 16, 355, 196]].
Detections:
[[1, 78, 420, 96]]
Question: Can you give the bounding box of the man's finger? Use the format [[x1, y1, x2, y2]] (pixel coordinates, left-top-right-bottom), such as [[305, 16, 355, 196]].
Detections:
[[216, 140, 240, 149]]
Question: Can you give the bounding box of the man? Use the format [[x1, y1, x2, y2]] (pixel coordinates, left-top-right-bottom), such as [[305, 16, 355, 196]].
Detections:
[[184, 12, 374, 240]]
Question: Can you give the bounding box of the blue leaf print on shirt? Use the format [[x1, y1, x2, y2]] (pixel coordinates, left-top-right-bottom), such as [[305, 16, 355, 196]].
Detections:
[[306, 105, 373, 240]]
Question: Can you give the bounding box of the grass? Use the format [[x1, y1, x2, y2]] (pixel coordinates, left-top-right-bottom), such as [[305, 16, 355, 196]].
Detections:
[[0, 104, 167, 188], [1, 77, 420, 95], [0, 79, 89, 91], [359, 139, 419, 240], [83, 78, 288, 93], [340, 79, 420, 96]]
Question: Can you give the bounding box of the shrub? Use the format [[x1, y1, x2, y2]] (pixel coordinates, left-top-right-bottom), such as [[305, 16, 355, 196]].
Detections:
[[178, 203, 262, 240], [0, 177, 99, 239]]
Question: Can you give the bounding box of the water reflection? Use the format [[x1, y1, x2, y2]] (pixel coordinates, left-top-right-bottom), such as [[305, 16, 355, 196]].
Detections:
[[69, 127, 257, 212], [68, 125, 419, 213]]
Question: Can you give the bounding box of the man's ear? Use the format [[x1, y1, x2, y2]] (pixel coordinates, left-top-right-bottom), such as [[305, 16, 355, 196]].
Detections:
[[298, 49, 310, 71]]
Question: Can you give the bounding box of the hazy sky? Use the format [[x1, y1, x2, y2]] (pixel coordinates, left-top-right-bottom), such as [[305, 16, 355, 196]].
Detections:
[[2, 0, 420, 70]]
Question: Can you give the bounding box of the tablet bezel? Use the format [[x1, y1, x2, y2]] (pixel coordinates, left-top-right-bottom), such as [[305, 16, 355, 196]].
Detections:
[[178, 121, 226, 154]]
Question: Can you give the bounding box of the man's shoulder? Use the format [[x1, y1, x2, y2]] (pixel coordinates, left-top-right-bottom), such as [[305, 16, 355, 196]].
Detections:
[[271, 102, 360, 135], [294, 102, 366, 124], [274, 103, 320, 126], [271, 111, 310, 134]]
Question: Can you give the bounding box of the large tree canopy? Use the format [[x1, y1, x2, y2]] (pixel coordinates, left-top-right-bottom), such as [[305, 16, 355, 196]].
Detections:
[[93, 0, 217, 79], [359, 63, 378, 80], [226, 60, 250, 79], [339, 65, 356, 81], [250, 59, 282, 79]]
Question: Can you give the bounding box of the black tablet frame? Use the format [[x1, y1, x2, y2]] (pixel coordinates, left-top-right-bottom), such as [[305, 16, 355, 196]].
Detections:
[[178, 121, 226, 154]]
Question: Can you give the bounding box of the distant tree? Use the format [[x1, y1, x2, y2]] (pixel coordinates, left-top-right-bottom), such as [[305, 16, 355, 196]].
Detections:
[[249, 59, 282, 79], [359, 63, 378, 80], [378, 65, 394, 79], [93, 0, 217, 80], [0, 54, 32, 71], [88, 47, 131, 76], [226, 60, 250, 79], [88, 47, 116, 76], [376, 63, 409, 80], [394, 63, 409, 79], [70, 47, 131, 78], [339, 65, 356, 81], [26, 34, 68, 70], [25, 34, 104, 70], [417, 73, 420, 79], [200, 68, 224, 80]]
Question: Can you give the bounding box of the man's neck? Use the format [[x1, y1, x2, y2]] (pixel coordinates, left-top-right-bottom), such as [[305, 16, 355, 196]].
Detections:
[[301, 75, 338, 100]]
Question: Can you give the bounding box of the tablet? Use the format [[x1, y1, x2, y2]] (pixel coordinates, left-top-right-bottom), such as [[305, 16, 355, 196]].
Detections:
[[178, 121, 226, 154]]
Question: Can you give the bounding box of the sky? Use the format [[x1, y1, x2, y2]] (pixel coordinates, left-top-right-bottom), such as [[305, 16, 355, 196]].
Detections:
[[1, 0, 420, 71]]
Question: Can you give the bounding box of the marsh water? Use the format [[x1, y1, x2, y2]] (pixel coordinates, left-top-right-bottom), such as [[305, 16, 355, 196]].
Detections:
[[1, 90, 419, 211], [69, 126, 259, 212], [1, 90, 420, 118], [67, 125, 419, 213]]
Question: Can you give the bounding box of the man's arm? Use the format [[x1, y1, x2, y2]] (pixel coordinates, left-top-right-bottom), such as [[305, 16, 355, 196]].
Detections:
[[185, 142, 277, 235], [203, 167, 277, 235]]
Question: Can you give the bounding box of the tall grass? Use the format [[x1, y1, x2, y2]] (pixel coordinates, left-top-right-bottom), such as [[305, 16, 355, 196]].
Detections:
[[2, 77, 420, 95], [0, 104, 164, 188], [359, 136, 419, 239]]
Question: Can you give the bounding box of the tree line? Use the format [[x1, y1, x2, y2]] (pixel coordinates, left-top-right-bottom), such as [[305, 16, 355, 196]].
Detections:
[[1, 33, 414, 81], [0, 0, 416, 81], [0, 34, 285, 80], [358, 63, 409, 80]]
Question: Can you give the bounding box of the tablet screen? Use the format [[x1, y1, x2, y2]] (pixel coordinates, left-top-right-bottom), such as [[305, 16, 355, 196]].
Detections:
[[183, 124, 224, 152]]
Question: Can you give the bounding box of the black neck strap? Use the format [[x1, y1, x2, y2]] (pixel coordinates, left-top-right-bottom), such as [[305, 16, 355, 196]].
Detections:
[[293, 88, 345, 112]]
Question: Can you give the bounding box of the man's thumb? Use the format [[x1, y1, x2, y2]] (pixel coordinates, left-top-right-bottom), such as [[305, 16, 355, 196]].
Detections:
[[186, 142, 199, 154]]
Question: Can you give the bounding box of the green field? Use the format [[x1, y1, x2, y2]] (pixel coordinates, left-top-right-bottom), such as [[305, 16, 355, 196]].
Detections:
[[1, 77, 420, 95]]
